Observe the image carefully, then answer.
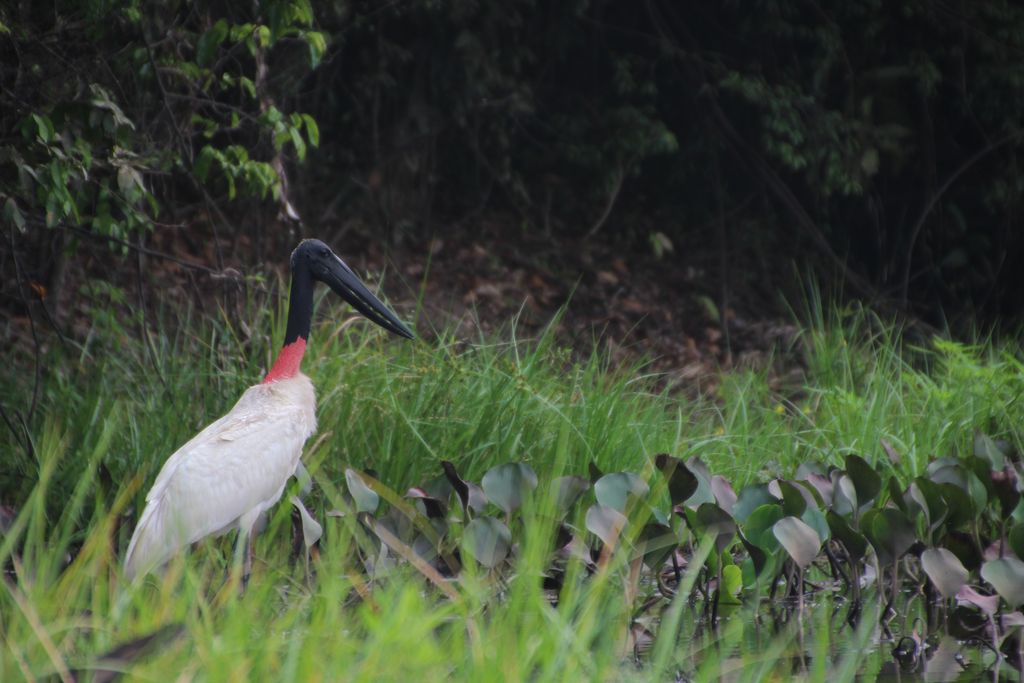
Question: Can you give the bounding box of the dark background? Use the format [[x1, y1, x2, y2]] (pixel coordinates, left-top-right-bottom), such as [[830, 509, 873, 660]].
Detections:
[[3, 0, 1023, 374]]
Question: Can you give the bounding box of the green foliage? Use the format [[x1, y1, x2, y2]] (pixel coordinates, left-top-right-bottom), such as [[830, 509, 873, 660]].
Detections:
[[0, 0, 321, 251], [2, 296, 1024, 677]]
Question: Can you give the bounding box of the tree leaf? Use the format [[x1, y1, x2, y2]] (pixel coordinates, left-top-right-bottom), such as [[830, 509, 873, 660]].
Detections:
[[197, 19, 229, 67]]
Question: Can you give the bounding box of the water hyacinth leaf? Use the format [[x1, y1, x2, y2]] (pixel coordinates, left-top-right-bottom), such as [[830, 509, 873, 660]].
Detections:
[[685, 456, 716, 507], [711, 475, 737, 514], [743, 503, 784, 551], [638, 522, 678, 568], [653, 454, 697, 506], [826, 510, 868, 561], [921, 548, 969, 599], [845, 454, 881, 507], [773, 516, 821, 569], [464, 516, 512, 568], [956, 584, 1000, 616], [719, 564, 743, 604], [441, 460, 470, 513], [732, 484, 776, 524], [795, 461, 828, 480], [770, 480, 808, 516], [800, 507, 830, 544], [290, 496, 323, 548], [981, 557, 1024, 607], [863, 508, 916, 566], [345, 468, 379, 514], [974, 432, 1006, 470], [886, 476, 908, 514], [793, 479, 826, 509], [908, 477, 948, 537], [482, 463, 538, 514], [406, 487, 446, 519], [1009, 522, 1024, 559], [739, 532, 774, 579], [594, 472, 648, 513], [586, 503, 627, 548], [965, 470, 989, 517], [832, 473, 857, 517], [880, 438, 902, 466], [693, 503, 736, 553], [992, 466, 1021, 518], [938, 483, 974, 529], [552, 475, 590, 511], [931, 464, 967, 490]]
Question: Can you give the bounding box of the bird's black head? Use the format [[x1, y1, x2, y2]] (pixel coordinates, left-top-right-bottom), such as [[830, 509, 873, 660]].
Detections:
[[290, 238, 414, 339]]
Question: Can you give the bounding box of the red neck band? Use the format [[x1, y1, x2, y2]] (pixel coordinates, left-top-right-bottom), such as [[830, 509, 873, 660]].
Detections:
[[263, 337, 307, 383]]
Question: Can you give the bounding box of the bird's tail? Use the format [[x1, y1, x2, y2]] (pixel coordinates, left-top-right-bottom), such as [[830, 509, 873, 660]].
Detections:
[[124, 498, 177, 580]]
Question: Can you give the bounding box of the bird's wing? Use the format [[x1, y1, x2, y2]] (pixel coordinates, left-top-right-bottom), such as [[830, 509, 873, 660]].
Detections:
[[124, 384, 314, 578]]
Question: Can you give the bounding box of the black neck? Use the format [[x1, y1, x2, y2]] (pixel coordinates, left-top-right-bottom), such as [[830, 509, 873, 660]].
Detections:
[[284, 264, 314, 345]]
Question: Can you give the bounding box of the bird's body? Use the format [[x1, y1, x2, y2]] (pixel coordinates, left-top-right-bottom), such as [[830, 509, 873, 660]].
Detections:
[[124, 239, 413, 580], [124, 375, 316, 578]]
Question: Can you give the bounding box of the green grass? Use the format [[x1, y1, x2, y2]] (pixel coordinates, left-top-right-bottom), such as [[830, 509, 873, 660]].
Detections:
[[1, 290, 1023, 681]]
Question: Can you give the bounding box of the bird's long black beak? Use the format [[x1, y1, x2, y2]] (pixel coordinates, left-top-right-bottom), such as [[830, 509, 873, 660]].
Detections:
[[319, 254, 414, 339]]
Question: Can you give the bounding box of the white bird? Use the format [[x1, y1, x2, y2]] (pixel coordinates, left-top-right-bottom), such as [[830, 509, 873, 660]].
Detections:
[[124, 239, 413, 580]]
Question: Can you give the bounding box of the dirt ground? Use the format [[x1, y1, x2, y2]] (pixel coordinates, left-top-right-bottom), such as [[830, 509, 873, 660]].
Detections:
[[5, 215, 807, 397]]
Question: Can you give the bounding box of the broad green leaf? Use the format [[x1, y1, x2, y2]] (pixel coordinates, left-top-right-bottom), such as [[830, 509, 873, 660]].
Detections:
[[710, 475, 737, 514], [981, 557, 1024, 607], [826, 510, 867, 561], [551, 475, 589, 511], [732, 485, 775, 524], [345, 468, 379, 514], [921, 548, 968, 599], [719, 564, 743, 604], [773, 516, 821, 569], [594, 472, 648, 513], [743, 503, 784, 551], [1009, 522, 1024, 559], [464, 516, 511, 568], [586, 503, 627, 548], [653, 454, 697, 506], [481, 463, 538, 514], [800, 507, 830, 544], [863, 508, 916, 565], [290, 496, 322, 548], [692, 503, 736, 554], [845, 454, 881, 507], [973, 432, 1006, 470]]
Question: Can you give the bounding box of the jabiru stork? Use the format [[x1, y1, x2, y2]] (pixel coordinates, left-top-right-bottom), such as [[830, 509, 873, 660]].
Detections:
[[124, 239, 413, 580]]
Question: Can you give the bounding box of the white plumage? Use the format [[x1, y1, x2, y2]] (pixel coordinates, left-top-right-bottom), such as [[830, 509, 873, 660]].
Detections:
[[123, 238, 412, 581], [124, 374, 316, 579]]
